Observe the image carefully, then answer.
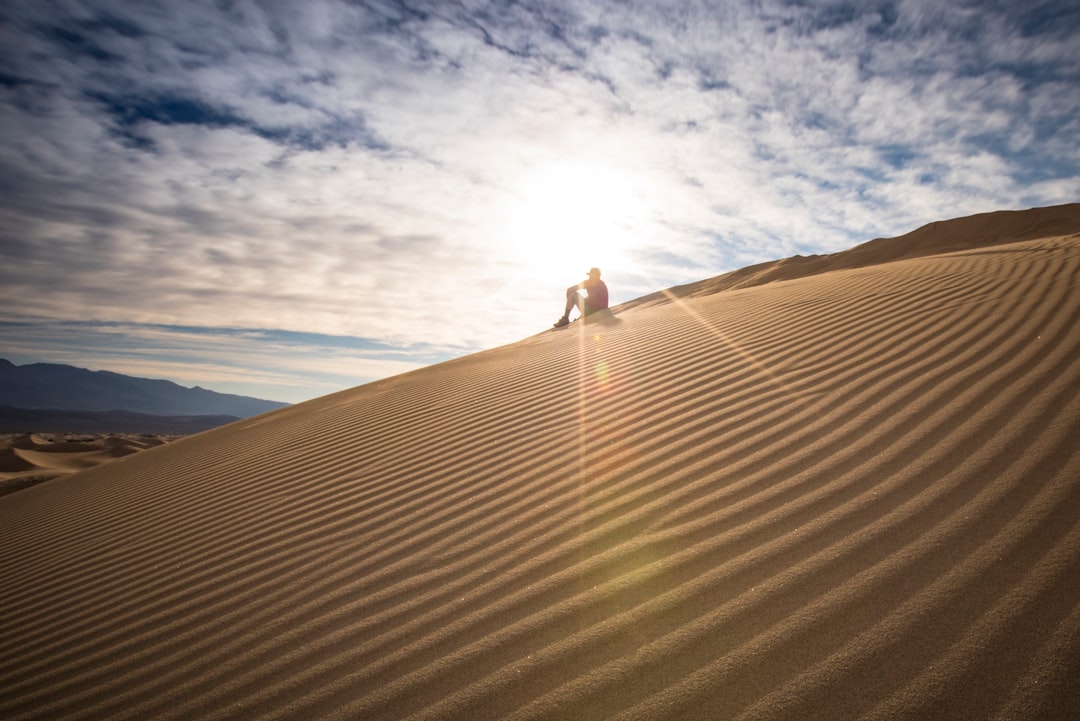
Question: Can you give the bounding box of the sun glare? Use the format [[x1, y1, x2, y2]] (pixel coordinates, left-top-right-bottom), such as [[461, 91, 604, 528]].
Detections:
[[499, 159, 650, 280]]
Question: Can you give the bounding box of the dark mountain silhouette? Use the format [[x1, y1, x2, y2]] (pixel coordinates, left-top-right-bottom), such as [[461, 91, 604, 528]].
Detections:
[[0, 359, 287, 418]]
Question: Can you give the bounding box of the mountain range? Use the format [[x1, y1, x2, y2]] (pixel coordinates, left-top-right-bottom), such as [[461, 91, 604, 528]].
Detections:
[[0, 359, 286, 430]]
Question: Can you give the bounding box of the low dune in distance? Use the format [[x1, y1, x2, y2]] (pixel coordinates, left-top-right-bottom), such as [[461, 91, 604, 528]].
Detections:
[[2, 204, 1080, 720], [0, 433, 177, 497]]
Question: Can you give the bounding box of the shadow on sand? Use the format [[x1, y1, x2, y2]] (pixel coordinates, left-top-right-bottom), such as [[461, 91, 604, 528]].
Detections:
[[582, 309, 621, 328]]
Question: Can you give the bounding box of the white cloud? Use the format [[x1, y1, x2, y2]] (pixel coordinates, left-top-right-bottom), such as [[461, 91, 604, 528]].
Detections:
[[1, 0, 1078, 398]]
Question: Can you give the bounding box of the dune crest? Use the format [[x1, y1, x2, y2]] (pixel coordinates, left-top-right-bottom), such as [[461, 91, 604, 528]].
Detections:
[[621, 202, 1080, 311], [2, 206, 1080, 720]]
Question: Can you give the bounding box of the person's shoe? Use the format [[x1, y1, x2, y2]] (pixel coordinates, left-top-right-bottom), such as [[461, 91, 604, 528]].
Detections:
[[553, 316, 570, 328]]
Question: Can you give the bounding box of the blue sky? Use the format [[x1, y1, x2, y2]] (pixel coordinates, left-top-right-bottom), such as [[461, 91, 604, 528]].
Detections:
[[2, 0, 1078, 403]]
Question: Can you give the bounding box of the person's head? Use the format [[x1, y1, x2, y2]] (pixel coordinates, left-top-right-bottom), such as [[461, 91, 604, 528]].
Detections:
[[587, 267, 601, 279]]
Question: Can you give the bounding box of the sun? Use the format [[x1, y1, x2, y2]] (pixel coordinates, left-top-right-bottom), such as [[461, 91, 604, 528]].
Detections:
[[498, 159, 650, 280]]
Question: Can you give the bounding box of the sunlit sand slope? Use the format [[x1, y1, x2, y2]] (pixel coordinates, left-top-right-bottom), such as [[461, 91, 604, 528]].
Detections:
[[622, 202, 1080, 310], [2, 214, 1080, 720]]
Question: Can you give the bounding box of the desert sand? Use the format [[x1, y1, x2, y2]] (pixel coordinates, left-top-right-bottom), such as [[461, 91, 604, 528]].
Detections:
[[2, 204, 1079, 720], [0, 434, 176, 497]]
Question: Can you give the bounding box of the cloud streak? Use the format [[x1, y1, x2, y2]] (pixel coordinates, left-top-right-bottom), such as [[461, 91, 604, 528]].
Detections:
[[1, 0, 1078, 400]]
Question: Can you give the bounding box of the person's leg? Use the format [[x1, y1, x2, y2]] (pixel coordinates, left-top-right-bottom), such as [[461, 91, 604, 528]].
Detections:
[[555, 287, 583, 327], [564, 286, 581, 315]]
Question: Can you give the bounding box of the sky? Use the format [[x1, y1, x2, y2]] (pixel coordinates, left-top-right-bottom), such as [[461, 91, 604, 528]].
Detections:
[[1, 0, 1078, 404]]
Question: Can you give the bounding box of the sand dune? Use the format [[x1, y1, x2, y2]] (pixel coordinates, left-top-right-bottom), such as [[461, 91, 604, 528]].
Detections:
[[2, 205, 1080, 720], [621, 203, 1080, 311], [0, 434, 173, 497]]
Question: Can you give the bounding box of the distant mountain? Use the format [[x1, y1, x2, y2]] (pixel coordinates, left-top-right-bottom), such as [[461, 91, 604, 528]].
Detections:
[[0, 359, 287, 418]]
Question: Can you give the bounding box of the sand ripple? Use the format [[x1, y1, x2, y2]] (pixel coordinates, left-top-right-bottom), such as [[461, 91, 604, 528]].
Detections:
[[2, 219, 1079, 720]]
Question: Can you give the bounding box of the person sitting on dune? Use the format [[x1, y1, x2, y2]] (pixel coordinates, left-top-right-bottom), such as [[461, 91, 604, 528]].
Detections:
[[554, 267, 608, 328]]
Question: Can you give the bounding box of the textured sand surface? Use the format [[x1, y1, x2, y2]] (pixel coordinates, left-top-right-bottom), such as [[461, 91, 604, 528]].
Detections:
[[0, 434, 173, 497], [2, 205, 1079, 720]]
